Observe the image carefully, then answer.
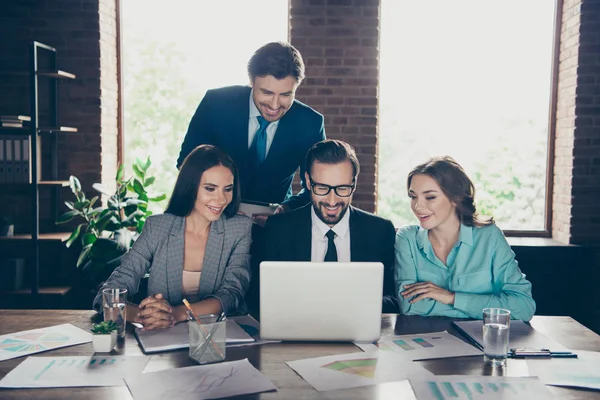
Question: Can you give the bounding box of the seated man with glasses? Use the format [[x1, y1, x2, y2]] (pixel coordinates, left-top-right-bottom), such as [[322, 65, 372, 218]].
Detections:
[[260, 139, 398, 313]]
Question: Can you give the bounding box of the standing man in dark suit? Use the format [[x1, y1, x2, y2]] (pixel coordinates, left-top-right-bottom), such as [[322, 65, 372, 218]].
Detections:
[[177, 42, 326, 221], [261, 140, 399, 313]]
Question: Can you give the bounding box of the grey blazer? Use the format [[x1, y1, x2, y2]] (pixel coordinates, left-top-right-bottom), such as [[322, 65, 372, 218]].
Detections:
[[93, 213, 253, 315]]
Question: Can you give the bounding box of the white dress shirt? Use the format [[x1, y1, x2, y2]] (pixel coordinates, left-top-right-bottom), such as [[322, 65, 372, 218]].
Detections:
[[311, 206, 351, 262], [248, 89, 280, 156]]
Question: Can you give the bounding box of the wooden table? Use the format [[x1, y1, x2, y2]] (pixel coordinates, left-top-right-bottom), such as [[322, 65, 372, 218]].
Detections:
[[0, 310, 599, 399]]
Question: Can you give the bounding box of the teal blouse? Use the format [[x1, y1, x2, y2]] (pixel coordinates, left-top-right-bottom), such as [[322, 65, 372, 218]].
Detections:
[[394, 223, 535, 321]]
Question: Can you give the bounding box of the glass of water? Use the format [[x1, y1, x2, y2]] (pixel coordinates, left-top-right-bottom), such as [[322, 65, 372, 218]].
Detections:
[[102, 288, 127, 339], [483, 308, 511, 366]]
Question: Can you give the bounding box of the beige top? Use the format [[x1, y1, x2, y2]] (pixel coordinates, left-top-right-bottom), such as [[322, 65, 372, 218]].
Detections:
[[182, 270, 202, 301]]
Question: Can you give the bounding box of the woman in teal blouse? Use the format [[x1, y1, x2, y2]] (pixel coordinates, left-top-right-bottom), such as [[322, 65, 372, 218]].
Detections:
[[394, 156, 536, 321]]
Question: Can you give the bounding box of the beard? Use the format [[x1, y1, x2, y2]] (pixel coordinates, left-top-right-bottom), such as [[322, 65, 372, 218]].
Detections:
[[312, 200, 349, 226]]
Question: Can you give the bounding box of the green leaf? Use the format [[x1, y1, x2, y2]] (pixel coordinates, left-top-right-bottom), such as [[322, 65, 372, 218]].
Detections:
[[144, 176, 155, 187], [76, 244, 93, 268], [81, 233, 97, 246], [65, 223, 84, 248], [132, 179, 144, 195], [148, 193, 167, 202], [69, 176, 81, 194], [74, 200, 90, 210], [125, 198, 147, 207], [143, 156, 151, 170], [118, 184, 128, 198], [137, 219, 145, 233], [89, 196, 99, 208], [115, 164, 124, 182], [91, 320, 118, 334], [132, 164, 144, 179], [107, 197, 120, 209], [56, 210, 79, 224], [76, 190, 86, 202], [92, 183, 112, 196], [64, 201, 75, 210]]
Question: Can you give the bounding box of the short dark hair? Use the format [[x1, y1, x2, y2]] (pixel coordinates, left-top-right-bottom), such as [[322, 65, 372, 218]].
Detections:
[[407, 156, 494, 228], [305, 139, 360, 178], [247, 42, 305, 83], [165, 145, 241, 218]]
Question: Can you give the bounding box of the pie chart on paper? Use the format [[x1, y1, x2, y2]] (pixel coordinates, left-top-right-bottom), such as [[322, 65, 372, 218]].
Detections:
[[0, 332, 71, 352]]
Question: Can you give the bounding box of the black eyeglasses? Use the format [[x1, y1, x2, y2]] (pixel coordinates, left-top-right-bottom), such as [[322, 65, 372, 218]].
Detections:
[[309, 177, 356, 197]]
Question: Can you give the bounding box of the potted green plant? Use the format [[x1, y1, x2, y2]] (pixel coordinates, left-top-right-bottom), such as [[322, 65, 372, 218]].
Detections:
[[91, 320, 118, 352], [57, 157, 166, 289], [0, 216, 14, 237]]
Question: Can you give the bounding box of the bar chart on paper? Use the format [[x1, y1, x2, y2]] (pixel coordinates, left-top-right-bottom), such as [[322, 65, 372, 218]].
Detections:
[[410, 376, 554, 400], [355, 331, 482, 361], [0, 355, 149, 388], [393, 337, 435, 350]]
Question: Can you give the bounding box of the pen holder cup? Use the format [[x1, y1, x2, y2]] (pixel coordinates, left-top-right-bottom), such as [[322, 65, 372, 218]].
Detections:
[[188, 318, 226, 365]]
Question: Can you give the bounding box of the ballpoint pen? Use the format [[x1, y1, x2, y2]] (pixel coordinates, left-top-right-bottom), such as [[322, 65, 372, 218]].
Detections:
[[509, 348, 578, 358]]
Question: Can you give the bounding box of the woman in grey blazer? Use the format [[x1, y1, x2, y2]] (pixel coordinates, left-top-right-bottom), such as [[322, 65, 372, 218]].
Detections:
[[93, 145, 253, 330]]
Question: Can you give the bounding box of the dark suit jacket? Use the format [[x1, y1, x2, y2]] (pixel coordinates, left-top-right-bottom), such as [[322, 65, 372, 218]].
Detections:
[[177, 85, 326, 210], [259, 204, 399, 313]]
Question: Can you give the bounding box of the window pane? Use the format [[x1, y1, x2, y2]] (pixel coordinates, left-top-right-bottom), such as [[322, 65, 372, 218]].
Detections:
[[122, 0, 288, 211], [378, 0, 555, 231]]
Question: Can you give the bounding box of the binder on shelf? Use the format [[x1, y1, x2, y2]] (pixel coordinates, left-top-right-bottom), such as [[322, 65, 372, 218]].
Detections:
[[13, 137, 22, 183], [0, 138, 5, 183], [5, 137, 13, 183], [22, 138, 30, 184]]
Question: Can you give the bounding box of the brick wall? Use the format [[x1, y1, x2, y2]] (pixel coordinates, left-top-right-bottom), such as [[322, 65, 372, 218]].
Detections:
[[99, 0, 118, 193], [570, 0, 600, 245], [0, 0, 117, 233], [1, 0, 599, 244], [552, 0, 581, 243], [553, 0, 600, 245], [289, 0, 380, 213]]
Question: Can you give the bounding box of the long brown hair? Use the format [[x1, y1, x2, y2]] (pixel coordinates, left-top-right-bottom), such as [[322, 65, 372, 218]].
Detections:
[[165, 145, 241, 218], [407, 156, 494, 227]]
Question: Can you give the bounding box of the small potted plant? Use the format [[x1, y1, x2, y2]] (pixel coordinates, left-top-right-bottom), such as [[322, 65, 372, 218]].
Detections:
[[91, 320, 118, 352]]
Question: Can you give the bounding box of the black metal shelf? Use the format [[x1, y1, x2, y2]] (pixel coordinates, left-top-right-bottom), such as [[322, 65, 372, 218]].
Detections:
[[0, 41, 77, 297], [0, 126, 78, 135], [0, 70, 76, 79]]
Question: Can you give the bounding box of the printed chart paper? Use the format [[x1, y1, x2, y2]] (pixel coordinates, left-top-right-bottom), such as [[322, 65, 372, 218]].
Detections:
[[527, 350, 600, 391], [286, 351, 433, 392], [356, 331, 482, 360], [0, 323, 91, 361], [125, 358, 276, 399], [410, 376, 554, 399], [0, 355, 150, 388]]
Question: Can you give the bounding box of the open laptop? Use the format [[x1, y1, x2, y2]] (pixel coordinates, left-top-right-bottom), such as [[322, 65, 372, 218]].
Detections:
[[259, 261, 383, 342]]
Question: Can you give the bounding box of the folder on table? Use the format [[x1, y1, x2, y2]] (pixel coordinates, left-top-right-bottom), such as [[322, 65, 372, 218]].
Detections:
[[134, 319, 254, 354], [452, 320, 570, 352]]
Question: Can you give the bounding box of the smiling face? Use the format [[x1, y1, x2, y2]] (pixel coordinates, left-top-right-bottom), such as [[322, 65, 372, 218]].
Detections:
[[251, 75, 298, 122], [193, 165, 234, 222], [408, 173, 458, 231], [306, 160, 355, 227]]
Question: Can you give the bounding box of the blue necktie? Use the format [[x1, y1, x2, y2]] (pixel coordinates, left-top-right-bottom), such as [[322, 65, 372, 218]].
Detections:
[[251, 116, 270, 163]]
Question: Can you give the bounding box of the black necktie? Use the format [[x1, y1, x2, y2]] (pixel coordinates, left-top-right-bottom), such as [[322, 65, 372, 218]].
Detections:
[[324, 230, 338, 262]]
